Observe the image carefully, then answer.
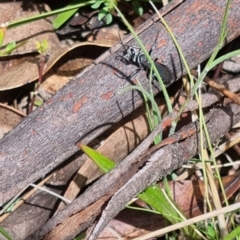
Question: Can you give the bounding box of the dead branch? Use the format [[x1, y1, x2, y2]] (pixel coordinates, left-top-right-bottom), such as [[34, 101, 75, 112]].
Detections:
[[28, 103, 240, 240], [1, 1, 240, 240], [1, 0, 240, 206]]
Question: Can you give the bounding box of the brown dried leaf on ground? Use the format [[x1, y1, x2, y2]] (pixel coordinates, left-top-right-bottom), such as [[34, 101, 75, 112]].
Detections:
[[0, 42, 112, 91], [0, 2, 59, 55], [0, 104, 24, 139], [0, 1, 60, 91], [41, 43, 110, 95], [98, 174, 240, 239]]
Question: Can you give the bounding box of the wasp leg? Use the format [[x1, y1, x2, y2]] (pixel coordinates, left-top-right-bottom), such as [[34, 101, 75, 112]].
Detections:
[[115, 68, 141, 80], [129, 68, 141, 78]]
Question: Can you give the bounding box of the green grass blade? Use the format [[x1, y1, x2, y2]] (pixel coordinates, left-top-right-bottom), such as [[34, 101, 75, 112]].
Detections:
[[8, 1, 95, 29], [138, 185, 199, 239], [138, 185, 182, 223], [0, 26, 6, 46], [79, 144, 116, 173], [121, 85, 161, 122], [223, 226, 240, 240], [0, 226, 13, 240], [114, 4, 172, 114], [52, 0, 83, 29], [176, 0, 232, 118]]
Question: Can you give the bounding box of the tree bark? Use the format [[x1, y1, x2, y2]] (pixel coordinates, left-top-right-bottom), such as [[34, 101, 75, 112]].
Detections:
[[0, 0, 240, 206], [29, 103, 240, 240]]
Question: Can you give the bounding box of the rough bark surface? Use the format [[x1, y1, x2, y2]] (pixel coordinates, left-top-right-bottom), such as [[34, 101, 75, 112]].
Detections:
[[28, 103, 240, 240], [87, 103, 240, 240], [0, 0, 240, 207]]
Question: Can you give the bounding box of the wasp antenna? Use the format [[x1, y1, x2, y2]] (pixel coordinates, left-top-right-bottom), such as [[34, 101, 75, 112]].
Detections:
[[118, 30, 128, 52]]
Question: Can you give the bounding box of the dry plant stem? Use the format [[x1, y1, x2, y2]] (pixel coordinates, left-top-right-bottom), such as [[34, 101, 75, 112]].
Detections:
[[193, 66, 240, 236], [216, 133, 240, 157], [29, 56, 45, 113], [185, 75, 240, 112], [192, 69, 240, 106], [182, 161, 240, 169], [205, 77, 240, 106], [29, 183, 71, 204], [199, 84, 227, 237], [0, 103, 26, 117], [225, 132, 240, 157], [132, 202, 240, 240], [162, 0, 169, 6], [205, 164, 228, 237], [87, 104, 240, 240], [201, 150, 212, 225], [0, 173, 53, 221], [212, 62, 224, 81]]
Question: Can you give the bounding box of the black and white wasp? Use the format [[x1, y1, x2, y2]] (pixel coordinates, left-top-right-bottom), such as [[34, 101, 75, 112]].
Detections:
[[117, 35, 174, 85]]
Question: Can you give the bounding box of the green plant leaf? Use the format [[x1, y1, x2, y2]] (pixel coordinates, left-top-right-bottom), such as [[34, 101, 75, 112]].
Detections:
[[0, 226, 13, 240], [74, 232, 86, 240], [8, 0, 95, 29], [91, 0, 104, 9], [102, 6, 109, 12], [36, 39, 49, 55], [52, 0, 95, 29], [207, 223, 216, 239], [104, 2, 110, 7], [132, 1, 143, 16], [3, 40, 27, 55], [4, 42, 16, 53], [34, 99, 44, 107], [79, 144, 116, 173], [53, 9, 79, 29], [0, 25, 7, 46], [4, 199, 20, 213], [105, 13, 113, 25], [138, 185, 181, 223], [98, 9, 108, 20], [138, 185, 197, 238], [223, 226, 240, 240]]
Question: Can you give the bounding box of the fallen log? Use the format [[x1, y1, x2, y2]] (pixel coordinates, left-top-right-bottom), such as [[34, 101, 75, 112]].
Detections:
[[0, 0, 239, 219], [29, 102, 240, 240]]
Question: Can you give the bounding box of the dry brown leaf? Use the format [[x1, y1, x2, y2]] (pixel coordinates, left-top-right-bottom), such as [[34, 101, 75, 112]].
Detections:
[[87, 25, 124, 45], [98, 211, 164, 239], [0, 2, 59, 55], [0, 103, 24, 139], [0, 42, 112, 91]]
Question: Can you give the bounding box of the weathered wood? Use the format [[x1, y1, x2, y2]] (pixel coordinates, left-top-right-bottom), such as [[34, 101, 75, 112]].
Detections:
[[0, 0, 240, 206], [29, 103, 240, 240], [87, 103, 240, 240]]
